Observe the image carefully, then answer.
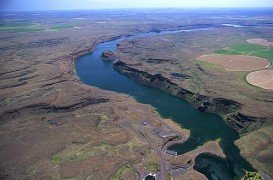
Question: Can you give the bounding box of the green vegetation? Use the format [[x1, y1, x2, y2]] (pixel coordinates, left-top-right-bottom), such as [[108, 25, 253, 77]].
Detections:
[[242, 171, 263, 180], [214, 43, 268, 56], [0, 24, 44, 32], [52, 150, 92, 164], [196, 60, 223, 70], [52, 155, 62, 164], [0, 20, 44, 32], [110, 164, 134, 180], [214, 49, 243, 55], [68, 151, 90, 161], [0, 21, 73, 32], [20, 166, 35, 175], [50, 25, 74, 30], [144, 163, 160, 172], [251, 50, 273, 61], [100, 114, 109, 122], [230, 44, 267, 53], [213, 43, 273, 62]]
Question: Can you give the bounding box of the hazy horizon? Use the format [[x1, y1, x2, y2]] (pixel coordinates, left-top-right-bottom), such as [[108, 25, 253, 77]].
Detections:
[[1, 0, 273, 12]]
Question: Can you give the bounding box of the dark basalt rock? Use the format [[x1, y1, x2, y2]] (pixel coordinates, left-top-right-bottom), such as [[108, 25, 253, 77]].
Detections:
[[198, 106, 206, 112], [112, 60, 261, 132], [146, 58, 170, 64], [150, 74, 168, 83], [101, 50, 116, 61], [0, 98, 109, 125], [171, 73, 191, 79], [226, 112, 266, 132]]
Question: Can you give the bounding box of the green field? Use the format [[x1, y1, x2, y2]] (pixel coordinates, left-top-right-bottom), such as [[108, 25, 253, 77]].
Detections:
[[230, 44, 267, 52], [251, 50, 273, 60], [213, 49, 244, 55], [0, 20, 73, 32], [50, 25, 74, 30], [213, 43, 273, 61], [0, 20, 44, 32]]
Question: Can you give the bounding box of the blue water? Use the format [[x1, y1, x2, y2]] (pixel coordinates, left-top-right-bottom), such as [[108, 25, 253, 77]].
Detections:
[[76, 29, 255, 179]]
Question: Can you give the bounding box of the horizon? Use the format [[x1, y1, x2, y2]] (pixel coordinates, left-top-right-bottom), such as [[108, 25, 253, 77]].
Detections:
[[1, 7, 273, 13], [1, 0, 273, 12]]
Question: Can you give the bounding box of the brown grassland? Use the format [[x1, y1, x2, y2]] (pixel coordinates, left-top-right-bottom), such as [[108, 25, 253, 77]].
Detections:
[[198, 54, 270, 71]]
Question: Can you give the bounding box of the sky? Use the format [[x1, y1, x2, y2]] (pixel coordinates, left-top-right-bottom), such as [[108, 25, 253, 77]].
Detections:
[[1, 0, 273, 11]]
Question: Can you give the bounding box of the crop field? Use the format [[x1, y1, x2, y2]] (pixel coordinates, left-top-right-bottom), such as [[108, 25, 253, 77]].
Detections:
[[246, 70, 273, 90], [0, 20, 74, 32], [0, 20, 44, 32], [230, 44, 268, 52], [198, 54, 270, 71], [50, 25, 74, 30], [213, 42, 273, 62], [251, 50, 273, 61], [247, 38, 273, 46], [214, 44, 267, 54]]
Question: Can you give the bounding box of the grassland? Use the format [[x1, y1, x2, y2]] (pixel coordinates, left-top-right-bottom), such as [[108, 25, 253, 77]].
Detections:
[[0, 20, 74, 32], [230, 44, 267, 52], [213, 43, 273, 62], [251, 50, 273, 61], [50, 25, 74, 30], [0, 22, 44, 32]]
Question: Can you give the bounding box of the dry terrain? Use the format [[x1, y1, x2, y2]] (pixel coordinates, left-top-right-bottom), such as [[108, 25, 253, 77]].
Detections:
[[198, 54, 270, 71], [0, 10, 233, 179], [113, 25, 273, 176], [246, 70, 273, 91], [247, 38, 273, 47]]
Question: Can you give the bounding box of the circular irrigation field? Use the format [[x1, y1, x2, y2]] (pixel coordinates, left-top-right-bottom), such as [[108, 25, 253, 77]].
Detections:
[[198, 54, 270, 71], [247, 38, 273, 47], [246, 70, 273, 91]]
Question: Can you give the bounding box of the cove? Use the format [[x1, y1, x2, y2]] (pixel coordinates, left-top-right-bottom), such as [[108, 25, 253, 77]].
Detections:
[[76, 29, 255, 179]]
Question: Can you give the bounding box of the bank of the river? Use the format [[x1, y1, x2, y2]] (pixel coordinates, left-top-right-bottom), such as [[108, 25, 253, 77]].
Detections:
[[76, 29, 255, 179]]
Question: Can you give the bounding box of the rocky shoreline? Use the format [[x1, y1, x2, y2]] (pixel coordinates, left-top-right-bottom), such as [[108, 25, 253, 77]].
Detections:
[[112, 60, 264, 133], [0, 31, 227, 180]]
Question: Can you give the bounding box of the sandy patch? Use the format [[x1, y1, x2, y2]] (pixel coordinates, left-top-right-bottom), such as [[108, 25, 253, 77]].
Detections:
[[247, 38, 273, 46], [198, 54, 270, 71], [246, 70, 273, 90]]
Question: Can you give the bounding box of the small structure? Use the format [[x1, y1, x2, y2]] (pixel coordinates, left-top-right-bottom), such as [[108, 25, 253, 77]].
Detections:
[[165, 150, 177, 156], [142, 120, 149, 126], [158, 131, 176, 138], [152, 127, 161, 134]]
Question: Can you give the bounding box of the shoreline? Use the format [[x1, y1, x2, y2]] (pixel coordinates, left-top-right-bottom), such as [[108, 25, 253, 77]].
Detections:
[[69, 33, 233, 179], [72, 31, 259, 179]]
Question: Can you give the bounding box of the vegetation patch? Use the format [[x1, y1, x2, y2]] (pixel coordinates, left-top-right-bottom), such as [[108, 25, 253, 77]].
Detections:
[[251, 50, 273, 61], [230, 44, 267, 53], [20, 166, 36, 176], [100, 114, 109, 122], [110, 164, 133, 180], [196, 59, 223, 70], [214, 49, 244, 55], [52, 155, 62, 164], [0, 21, 44, 32], [50, 25, 74, 30], [214, 43, 269, 58], [0, 24, 44, 32], [51, 144, 97, 165], [242, 171, 263, 180], [144, 163, 160, 172]]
